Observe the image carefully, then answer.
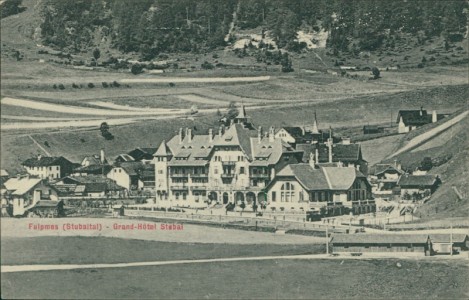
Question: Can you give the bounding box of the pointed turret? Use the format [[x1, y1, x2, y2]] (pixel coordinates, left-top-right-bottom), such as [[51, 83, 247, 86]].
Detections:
[[154, 140, 172, 158], [311, 111, 319, 134]]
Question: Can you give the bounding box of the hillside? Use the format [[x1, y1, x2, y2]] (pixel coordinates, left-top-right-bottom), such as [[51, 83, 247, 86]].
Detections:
[[1, 0, 468, 73], [381, 112, 469, 220]]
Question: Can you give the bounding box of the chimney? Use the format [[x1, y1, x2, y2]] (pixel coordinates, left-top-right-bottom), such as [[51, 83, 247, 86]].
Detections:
[[432, 110, 437, 123], [230, 118, 234, 126], [269, 126, 275, 142], [301, 126, 305, 136], [309, 152, 316, 168], [258, 126, 263, 143], [328, 141, 333, 163], [338, 161, 343, 168], [187, 128, 192, 143], [420, 106, 424, 116], [315, 148, 319, 164], [37, 154, 42, 161], [179, 128, 184, 144], [218, 126, 223, 138], [208, 128, 213, 142], [100, 149, 105, 164]]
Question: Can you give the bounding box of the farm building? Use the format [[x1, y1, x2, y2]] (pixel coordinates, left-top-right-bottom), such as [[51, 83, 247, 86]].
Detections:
[[362, 125, 383, 135], [331, 234, 433, 256], [396, 107, 445, 134], [397, 174, 441, 199], [430, 234, 469, 255]]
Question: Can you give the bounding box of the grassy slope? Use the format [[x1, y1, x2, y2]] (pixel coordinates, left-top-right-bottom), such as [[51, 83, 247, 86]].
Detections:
[[1, 84, 467, 173], [2, 258, 468, 299], [1, 236, 324, 265], [383, 113, 469, 220]]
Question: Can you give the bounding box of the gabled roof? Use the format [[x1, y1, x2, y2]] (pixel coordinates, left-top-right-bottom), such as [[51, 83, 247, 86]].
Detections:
[[276, 164, 330, 190], [275, 164, 366, 191], [250, 136, 285, 166], [323, 167, 366, 190], [81, 155, 109, 166], [430, 234, 468, 243], [397, 110, 431, 126], [369, 164, 404, 176], [74, 164, 112, 174], [115, 154, 135, 162], [85, 182, 107, 193], [297, 143, 364, 164], [22, 156, 73, 168], [116, 162, 144, 176], [1, 169, 9, 177], [4, 177, 43, 195], [331, 234, 430, 244], [397, 175, 440, 187], [127, 148, 157, 161]]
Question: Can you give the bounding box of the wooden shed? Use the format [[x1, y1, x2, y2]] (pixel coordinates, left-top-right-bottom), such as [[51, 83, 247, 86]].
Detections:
[[430, 234, 469, 255], [331, 234, 432, 256]]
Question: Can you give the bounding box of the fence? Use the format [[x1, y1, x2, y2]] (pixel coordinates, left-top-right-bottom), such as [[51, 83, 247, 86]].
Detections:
[[124, 208, 345, 232]]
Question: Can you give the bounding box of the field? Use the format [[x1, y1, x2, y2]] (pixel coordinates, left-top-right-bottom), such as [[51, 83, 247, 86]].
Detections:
[[2, 258, 468, 299]]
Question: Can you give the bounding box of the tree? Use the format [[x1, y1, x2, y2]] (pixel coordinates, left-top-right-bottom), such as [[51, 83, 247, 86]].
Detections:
[[130, 64, 143, 75], [420, 157, 433, 171], [226, 101, 238, 119], [93, 48, 101, 60], [281, 52, 293, 72], [100, 122, 109, 133], [371, 67, 380, 79]]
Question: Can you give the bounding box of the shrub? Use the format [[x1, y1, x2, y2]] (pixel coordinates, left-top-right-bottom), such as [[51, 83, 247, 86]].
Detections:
[[44, 141, 50, 147], [169, 82, 175, 87], [131, 64, 143, 75], [112, 81, 120, 88], [72, 83, 79, 88], [88, 83, 95, 88], [417, 63, 425, 68], [58, 84, 65, 90], [102, 82, 109, 88], [201, 61, 214, 70], [53, 84, 57, 89]]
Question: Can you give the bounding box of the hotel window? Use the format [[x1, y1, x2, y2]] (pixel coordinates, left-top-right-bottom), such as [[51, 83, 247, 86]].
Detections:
[[240, 167, 245, 174], [299, 191, 304, 202], [271, 192, 276, 202], [182, 193, 187, 200], [281, 183, 295, 203], [175, 192, 180, 200]]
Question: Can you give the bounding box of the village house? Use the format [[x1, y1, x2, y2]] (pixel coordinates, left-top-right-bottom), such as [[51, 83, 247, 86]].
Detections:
[[296, 138, 368, 175], [107, 162, 144, 191], [397, 174, 441, 200], [3, 175, 59, 216], [331, 234, 433, 256], [55, 175, 124, 197], [265, 157, 373, 214], [153, 107, 303, 208], [73, 149, 112, 176], [275, 113, 335, 145], [368, 162, 404, 199], [362, 125, 384, 135], [120, 147, 157, 164], [430, 234, 469, 254], [22, 155, 76, 180], [396, 107, 444, 134]]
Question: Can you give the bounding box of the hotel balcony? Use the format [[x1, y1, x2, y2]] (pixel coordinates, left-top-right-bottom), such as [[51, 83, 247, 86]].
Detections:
[[170, 185, 189, 190], [170, 173, 189, 178], [250, 173, 270, 179], [190, 173, 208, 178], [221, 173, 235, 178], [221, 161, 236, 166], [190, 186, 207, 191]]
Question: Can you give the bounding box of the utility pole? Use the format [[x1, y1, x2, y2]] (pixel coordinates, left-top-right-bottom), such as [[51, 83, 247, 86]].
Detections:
[[450, 223, 453, 256], [326, 226, 329, 255]]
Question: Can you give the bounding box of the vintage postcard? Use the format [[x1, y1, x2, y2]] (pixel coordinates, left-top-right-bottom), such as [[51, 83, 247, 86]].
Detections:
[[1, 0, 468, 299]]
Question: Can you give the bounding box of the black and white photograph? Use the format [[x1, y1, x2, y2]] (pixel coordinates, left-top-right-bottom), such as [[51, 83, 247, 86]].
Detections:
[[1, 0, 468, 299]]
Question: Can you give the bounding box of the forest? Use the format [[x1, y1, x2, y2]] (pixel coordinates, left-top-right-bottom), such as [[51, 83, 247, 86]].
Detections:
[[37, 0, 468, 59]]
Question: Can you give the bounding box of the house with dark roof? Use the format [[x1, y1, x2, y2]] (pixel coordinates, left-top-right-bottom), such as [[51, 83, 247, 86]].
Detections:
[[397, 107, 444, 134], [363, 125, 383, 135], [397, 174, 441, 199], [368, 163, 405, 199], [296, 140, 368, 175], [73, 150, 111, 175], [331, 234, 433, 256], [265, 161, 372, 214], [54, 175, 124, 198], [126, 147, 158, 163], [22, 155, 76, 180]]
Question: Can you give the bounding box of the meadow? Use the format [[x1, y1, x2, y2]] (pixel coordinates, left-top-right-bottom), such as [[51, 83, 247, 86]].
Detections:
[[2, 258, 467, 299]]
